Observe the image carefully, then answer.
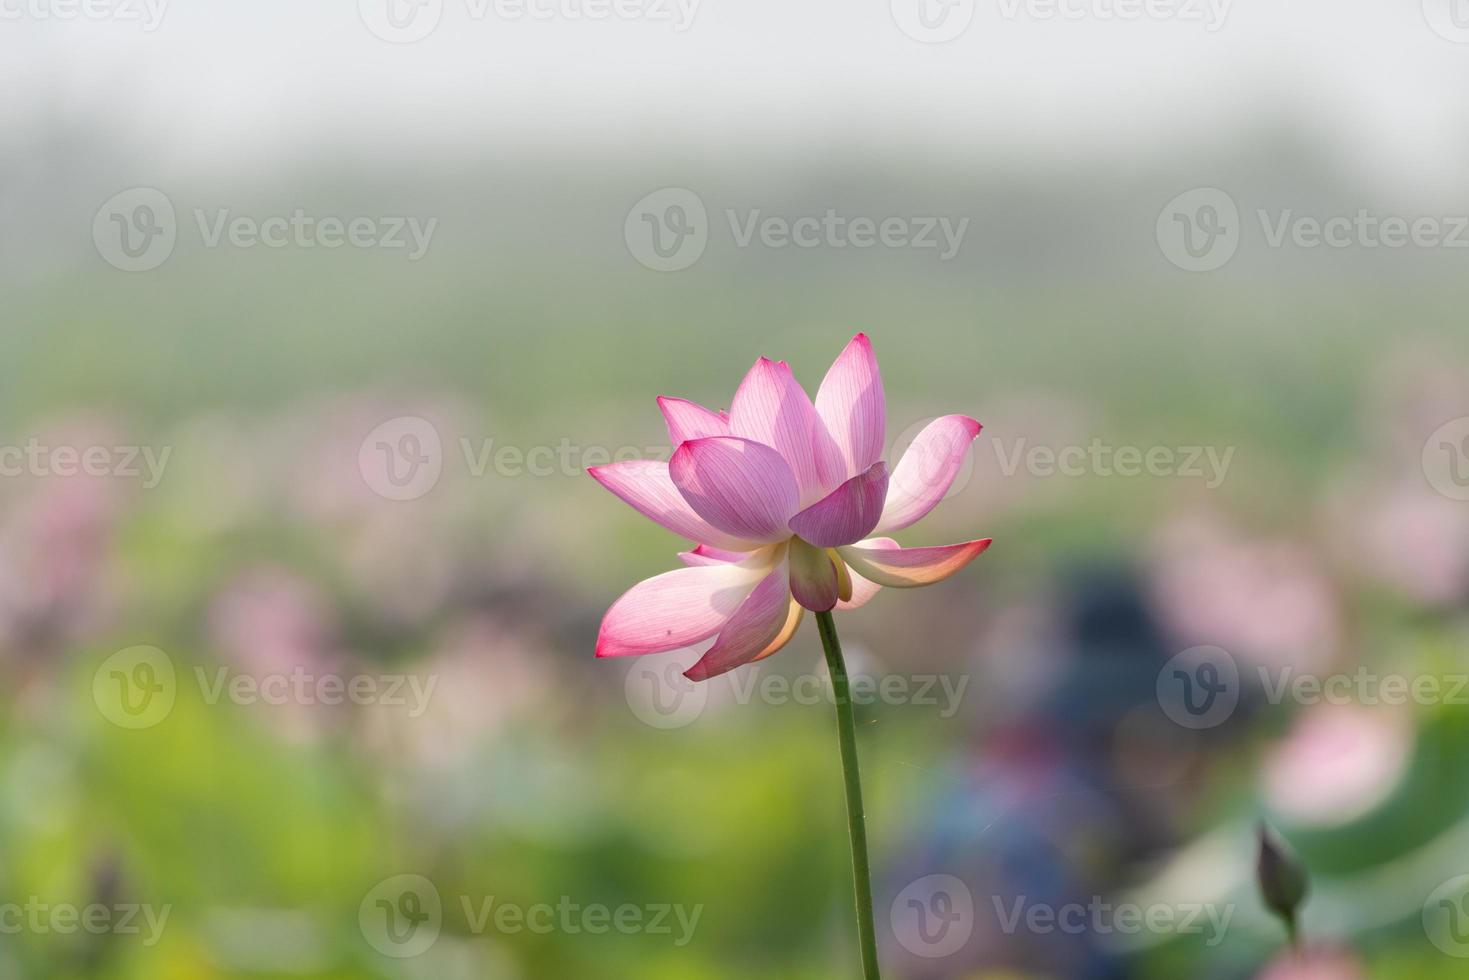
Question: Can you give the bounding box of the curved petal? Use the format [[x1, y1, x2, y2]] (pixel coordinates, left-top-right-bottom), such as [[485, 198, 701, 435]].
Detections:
[[835, 537, 897, 610], [836, 538, 992, 588], [728, 357, 842, 506], [670, 436, 799, 543], [589, 460, 761, 552], [836, 567, 883, 610], [684, 560, 793, 681], [877, 415, 982, 533], [595, 560, 771, 657], [750, 598, 804, 662], [677, 544, 751, 567], [657, 396, 729, 446], [814, 333, 885, 482], [789, 537, 840, 611], [788, 461, 889, 548]]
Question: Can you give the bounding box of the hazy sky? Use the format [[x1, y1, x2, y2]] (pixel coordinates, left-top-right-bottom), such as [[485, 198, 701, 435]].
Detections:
[[6, 0, 1469, 198]]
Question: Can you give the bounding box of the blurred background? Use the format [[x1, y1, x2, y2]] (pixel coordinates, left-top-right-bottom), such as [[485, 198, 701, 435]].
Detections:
[[4, 0, 1469, 976]]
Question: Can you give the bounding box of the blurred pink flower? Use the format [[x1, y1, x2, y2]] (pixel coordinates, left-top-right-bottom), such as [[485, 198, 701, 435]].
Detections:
[[1149, 513, 1340, 674], [0, 419, 125, 653], [1256, 946, 1365, 980], [207, 565, 341, 678], [1328, 478, 1469, 607], [1262, 705, 1411, 827], [590, 334, 991, 680]]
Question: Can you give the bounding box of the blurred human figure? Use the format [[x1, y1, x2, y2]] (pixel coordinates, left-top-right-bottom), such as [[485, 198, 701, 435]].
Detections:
[[886, 566, 1214, 978]]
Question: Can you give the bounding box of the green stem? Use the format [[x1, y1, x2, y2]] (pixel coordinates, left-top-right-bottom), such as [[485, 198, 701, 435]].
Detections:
[[815, 609, 882, 980]]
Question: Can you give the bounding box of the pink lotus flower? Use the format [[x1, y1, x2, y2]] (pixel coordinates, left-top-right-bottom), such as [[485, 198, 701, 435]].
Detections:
[[590, 334, 991, 681]]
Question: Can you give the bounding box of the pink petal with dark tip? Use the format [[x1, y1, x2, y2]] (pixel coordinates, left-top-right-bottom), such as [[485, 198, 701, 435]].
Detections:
[[657, 396, 729, 446], [878, 415, 982, 533], [814, 333, 885, 482]]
